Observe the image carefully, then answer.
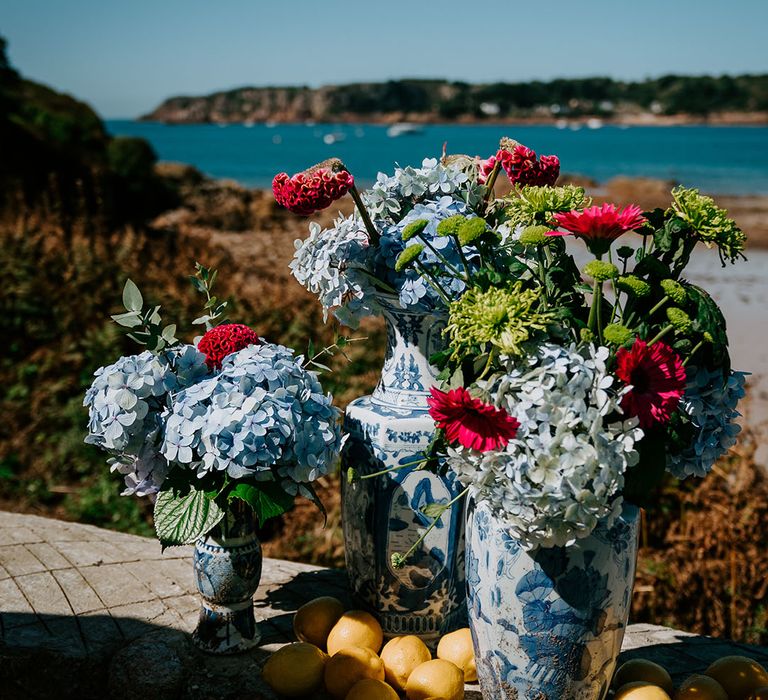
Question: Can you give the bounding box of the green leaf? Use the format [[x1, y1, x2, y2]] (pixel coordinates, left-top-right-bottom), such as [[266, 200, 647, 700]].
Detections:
[[190, 276, 206, 293], [228, 481, 294, 527], [154, 489, 224, 548], [111, 311, 142, 328], [192, 314, 210, 326], [161, 324, 177, 342], [421, 502, 448, 519], [122, 279, 143, 312]]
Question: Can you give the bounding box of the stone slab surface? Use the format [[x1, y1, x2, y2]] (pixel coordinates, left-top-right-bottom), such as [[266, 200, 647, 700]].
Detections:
[[1, 510, 767, 699]]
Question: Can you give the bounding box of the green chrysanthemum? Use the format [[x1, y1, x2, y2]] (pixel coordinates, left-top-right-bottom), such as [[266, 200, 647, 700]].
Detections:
[[670, 186, 747, 263], [660, 278, 687, 305], [616, 275, 651, 298], [436, 215, 466, 237], [603, 323, 634, 346], [402, 219, 429, 242], [519, 225, 550, 247], [394, 244, 424, 272], [503, 184, 591, 228], [580, 328, 595, 343], [458, 217, 487, 246], [583, 260, 619, 282], [666, 307, 693, 333], [446, 282, 557, 358]]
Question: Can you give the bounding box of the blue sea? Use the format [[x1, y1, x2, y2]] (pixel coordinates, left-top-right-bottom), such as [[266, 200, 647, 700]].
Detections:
[[106, 121, 768, 195]]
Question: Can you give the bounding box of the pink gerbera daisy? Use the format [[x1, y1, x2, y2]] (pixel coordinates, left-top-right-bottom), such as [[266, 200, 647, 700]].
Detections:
[[548, 203, 647, 256], [427, 386, 519, 452], [615, 338, 686, 429]]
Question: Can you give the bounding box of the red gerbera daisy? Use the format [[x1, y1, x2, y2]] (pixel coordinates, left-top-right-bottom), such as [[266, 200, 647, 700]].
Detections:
[[272, 158, 354, 216], [615, 338, 686, 429], [479, 143, 560, 188], [548, 203, 647, 256], [198, 323, 261, 370], [427, 386, 520, 452]]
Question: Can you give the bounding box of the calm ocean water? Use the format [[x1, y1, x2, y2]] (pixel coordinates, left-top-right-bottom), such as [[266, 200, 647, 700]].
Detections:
[[107, 121, 768, 195]]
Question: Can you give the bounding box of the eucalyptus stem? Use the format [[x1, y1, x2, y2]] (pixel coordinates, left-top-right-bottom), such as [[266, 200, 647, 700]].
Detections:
[[648, 324, 674, 346], [392, 487, 470, 569], [349, 185, 380, 245]]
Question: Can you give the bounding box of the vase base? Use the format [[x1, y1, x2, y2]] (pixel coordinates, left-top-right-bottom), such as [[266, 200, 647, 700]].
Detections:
[[192, 600, 260, 654]]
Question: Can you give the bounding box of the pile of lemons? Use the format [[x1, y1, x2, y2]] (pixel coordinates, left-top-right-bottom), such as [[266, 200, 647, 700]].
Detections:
[[261, 596, 474, 699], [613, 656, 768, 699]]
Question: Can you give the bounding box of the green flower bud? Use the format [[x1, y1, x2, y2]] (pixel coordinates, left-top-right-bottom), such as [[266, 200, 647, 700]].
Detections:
[[616, 246, 635, 260], [436, 215, 465, 237], [666, 307, 693, 333], [703, 331, 714, 343], [583, 260, 619, 282], [616, 275, 651, 298], [603, 323, 634, 346], [391, 552, 406, 569], [346, 467, 357, 484], [394, 244, 424, 272], [519, 224, 550, 247], [458, 217, 487, 246], [580, 328, 595, 343], [402, 219, 429, 242], [660, 278, 687, 305]]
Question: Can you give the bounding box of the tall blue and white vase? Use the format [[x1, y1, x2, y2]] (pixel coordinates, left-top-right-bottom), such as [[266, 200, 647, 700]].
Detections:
[[466, 499, 640, 700], [341, 295, 466, 641], [192, 501, 263, 654]]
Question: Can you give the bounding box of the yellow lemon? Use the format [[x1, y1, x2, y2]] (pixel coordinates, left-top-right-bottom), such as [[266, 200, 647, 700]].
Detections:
[[324, 646, 386, 699], [345, 678, 400, 700], [705, 656, 768, 700], [406, 659, 465, 700], [380, 635, 432, 691], [261, 642, 328, 698], [748, 687, 768, 700], [437, 628, 477, 683], [614, 659, 675, 695], [293, 595, 345, 650], [327, 610, 384, 656], [675, 674, 729, 700], [615, 682, 672, 700]]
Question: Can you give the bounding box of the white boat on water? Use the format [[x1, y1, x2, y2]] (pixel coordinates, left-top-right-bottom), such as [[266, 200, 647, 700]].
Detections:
[[586, 118, 604, 130], [386, 122, 423, 137], [323, 132, 346, 145]]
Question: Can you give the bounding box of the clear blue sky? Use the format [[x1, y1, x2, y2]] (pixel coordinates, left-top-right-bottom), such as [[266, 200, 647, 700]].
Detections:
[[3, 0, 768, 118]]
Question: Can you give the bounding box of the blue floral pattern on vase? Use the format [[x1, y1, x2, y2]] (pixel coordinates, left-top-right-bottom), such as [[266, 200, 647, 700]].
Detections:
[[341, 295, 466, 641], [192, 502, 263, 654], [466, 499, 640, 699]]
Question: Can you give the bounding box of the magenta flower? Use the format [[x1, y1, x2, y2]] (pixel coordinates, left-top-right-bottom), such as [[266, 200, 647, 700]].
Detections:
[[548, 203, 647, 255]]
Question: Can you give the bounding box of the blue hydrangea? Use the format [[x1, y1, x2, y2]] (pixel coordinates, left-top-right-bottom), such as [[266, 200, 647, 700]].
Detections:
[[667, 367, 747, 479], [161, 342, 342, 494], [84, 345, 209, 495]]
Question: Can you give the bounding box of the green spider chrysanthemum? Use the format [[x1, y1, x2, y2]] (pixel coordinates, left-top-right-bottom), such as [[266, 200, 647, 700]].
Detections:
[[394, 244, 424, 272], [583, 260, 619, 282], [458, 217, 487, 246], [503, 184, 591, 228], [669, 186, 746, 263], [603, 323, 634, 346], [616, 275, 651, 298], [666, 307, 693, 333], [436, 215, 466, 237], [446, 282, 557, 359], [402, 219, 429, 242], [518, 225, 550, 247], [660, 278, 687, 305]]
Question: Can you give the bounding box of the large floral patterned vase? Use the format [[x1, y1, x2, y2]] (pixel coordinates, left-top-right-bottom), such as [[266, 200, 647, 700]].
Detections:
[[466, 499, 640, 700], [192, 502, 263, 654], [341, 295, 466, 641]]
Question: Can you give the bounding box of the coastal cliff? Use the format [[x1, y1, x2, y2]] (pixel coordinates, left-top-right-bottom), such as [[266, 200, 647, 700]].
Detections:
[[140, 76, 768, 125]]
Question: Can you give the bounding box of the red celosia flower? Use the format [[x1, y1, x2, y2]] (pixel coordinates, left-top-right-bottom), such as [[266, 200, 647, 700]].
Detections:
[[548, 203, 647, 255], [479, 143, 560, 187], [615, 338, 686, 429], [272, 158, 354, 215], [427, 386, 519, 452], [198, 323, 261, 370]]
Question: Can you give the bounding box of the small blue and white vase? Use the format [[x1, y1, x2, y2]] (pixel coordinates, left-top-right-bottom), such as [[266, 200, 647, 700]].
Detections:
[[466, 499, 640, 700], [341, 295, 466, 641], [192, 501, 263, 654]]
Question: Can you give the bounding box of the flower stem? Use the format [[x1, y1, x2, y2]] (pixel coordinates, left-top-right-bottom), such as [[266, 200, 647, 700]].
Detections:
[[648, 296, 670, 316], [358, 457, 428, 481], [451, 234, 473, 279], [587, 280, 602, 338], [648, 324, 673, 346], [415, 261, 452, 304], [391, 487, 470, 569], [417, 233, 468, 281], [683, 340, 704, 367], [482, 161, 502, 211], [349, 185, 380, 246]]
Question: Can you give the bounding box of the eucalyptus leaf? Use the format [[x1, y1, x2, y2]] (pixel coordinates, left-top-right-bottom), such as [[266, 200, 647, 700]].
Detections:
[[122, 279, 143, 312], [154, 489, 224, 549], [111, 311, 142, 328]]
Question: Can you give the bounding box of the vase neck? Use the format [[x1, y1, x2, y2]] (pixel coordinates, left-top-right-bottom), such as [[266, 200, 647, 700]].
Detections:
[[372, 301, 447, 410]]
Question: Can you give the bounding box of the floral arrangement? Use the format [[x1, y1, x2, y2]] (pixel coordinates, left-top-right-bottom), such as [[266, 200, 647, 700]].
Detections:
[[275, 139, 747, 554], [84, 266, 344, 547]]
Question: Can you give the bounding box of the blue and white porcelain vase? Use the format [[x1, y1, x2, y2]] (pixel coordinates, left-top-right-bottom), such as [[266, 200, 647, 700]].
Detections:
[[341, 295, 466, 641], [192, 501, 263, 654], [466, 499, 640, 700]]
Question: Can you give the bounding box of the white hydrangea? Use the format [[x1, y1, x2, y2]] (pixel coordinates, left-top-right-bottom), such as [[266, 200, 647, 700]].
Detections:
[[447, 344, 643, 548], [667, 366, 747, 479]]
